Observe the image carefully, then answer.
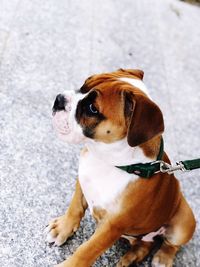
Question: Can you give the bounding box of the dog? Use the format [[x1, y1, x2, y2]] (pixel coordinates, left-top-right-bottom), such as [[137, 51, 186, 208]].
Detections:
[[47, 69, 196, 267]]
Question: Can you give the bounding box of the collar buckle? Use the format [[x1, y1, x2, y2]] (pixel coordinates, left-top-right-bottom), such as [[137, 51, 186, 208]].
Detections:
[[157, 161, 187, 174]]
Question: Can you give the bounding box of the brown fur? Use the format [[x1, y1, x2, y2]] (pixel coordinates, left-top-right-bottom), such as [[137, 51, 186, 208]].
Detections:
[[52, 69, 195, 267], [140, 135, 162, 159], [80, 69, 144, 94]]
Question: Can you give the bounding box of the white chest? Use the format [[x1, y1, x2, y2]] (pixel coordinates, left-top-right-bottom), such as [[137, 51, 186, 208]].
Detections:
[[78, 150, 137, 213]]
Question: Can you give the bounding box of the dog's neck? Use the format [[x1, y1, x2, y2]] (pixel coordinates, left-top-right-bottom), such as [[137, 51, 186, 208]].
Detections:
[[85, 137, 161, 166]]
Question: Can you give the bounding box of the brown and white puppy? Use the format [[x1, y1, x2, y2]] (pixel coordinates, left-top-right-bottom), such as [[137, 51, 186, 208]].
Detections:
[[47, 69, 196, 267]]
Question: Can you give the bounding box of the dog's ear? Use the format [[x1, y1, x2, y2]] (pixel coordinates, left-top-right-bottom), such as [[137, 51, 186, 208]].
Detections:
[[118, 69, 144, 80], [124, 92, 164, 147]]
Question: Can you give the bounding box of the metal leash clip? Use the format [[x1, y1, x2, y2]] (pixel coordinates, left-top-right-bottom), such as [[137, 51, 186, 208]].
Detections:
[[159, 161, 187, 174]]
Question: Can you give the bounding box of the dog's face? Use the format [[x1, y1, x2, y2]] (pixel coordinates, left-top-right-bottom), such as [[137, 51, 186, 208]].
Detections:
[[52, 69, 164, 146]]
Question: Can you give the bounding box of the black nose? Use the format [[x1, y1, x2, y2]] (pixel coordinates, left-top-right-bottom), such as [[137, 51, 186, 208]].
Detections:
[[52, 94, 66, 112]]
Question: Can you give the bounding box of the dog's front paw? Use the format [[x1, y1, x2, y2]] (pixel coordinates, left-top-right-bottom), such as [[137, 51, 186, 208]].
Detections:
[[152, 251, 173, 267], [45, 214, 80, 246]]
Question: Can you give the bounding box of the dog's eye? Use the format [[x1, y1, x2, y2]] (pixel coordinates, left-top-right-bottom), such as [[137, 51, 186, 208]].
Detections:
[[89, 104, 98, 114]]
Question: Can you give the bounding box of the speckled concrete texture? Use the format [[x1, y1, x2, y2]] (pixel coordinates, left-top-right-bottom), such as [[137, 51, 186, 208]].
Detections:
[[0, 0, 199, 266]]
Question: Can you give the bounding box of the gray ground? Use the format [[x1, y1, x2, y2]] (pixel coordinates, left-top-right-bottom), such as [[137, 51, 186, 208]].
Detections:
[[0, 0, 200, 266]]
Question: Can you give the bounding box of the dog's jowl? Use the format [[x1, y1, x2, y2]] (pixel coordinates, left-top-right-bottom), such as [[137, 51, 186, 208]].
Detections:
[[48, 69, 196, 267]]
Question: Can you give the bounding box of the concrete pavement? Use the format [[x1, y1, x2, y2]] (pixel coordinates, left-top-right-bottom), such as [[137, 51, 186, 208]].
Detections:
[[0, 0, 200, 266]]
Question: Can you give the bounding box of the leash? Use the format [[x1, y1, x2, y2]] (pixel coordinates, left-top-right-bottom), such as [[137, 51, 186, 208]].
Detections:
[[116, 138, 200, 178]]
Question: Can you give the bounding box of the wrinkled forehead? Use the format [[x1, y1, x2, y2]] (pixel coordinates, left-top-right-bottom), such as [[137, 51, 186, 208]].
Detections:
[[80, 79, 146, 124], [94, 81, 125, 116], [79, 68, 144, 94], [76, 70, 151, 126], [79, 76, 148, 105]]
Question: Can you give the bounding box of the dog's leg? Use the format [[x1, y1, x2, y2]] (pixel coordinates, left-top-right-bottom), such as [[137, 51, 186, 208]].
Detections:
[[46, 179, 88, 246], [56, 218, 123, 267], [152, 195, 196, 267], [117, 239, 155, 267]]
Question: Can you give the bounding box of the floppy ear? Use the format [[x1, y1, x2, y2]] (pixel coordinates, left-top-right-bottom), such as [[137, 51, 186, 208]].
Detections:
[[125, 93, 164, 147]]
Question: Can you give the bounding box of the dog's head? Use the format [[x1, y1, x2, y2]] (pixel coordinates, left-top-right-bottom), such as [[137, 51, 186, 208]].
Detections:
[[52, 69, 164, 146]]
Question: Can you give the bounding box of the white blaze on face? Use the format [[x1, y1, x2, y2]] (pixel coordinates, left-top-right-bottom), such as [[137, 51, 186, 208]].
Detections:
[[52, 90, 86, 144]]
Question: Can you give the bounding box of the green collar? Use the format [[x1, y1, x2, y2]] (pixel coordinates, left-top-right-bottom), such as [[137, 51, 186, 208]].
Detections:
[[116, 138, 164, 178]]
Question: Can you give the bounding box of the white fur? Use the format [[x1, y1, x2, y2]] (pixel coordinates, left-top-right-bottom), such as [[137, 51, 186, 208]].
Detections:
[[79, 138, 152, 213], [86, 138, 150, 165], [119, 77, 152, 98], [79, 152, 134, 213]]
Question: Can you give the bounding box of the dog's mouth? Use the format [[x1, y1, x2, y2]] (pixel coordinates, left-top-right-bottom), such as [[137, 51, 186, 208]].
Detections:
[[52, 94, 73, 136], [52, 91, 87, 144], [52, 110, 71, 136]]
